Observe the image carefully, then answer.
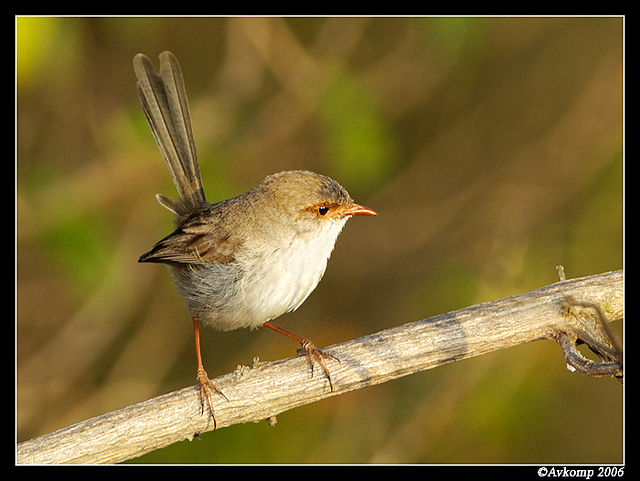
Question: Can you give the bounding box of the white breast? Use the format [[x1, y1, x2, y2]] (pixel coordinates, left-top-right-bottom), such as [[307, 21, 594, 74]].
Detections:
[[238, 217, 349, 326], [181, 216, 349, 331]]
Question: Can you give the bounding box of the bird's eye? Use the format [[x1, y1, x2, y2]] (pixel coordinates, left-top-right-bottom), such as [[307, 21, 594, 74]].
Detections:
[[317, 206, 330, 216]]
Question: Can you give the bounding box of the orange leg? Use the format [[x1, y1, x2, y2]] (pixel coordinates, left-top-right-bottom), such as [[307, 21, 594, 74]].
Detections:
[[263, 321, 339, 391], [193, 316, 227, 426]]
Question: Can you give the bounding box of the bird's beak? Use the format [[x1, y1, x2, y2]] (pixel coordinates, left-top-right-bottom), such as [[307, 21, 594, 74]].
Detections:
[[342, 204, 377, 217]]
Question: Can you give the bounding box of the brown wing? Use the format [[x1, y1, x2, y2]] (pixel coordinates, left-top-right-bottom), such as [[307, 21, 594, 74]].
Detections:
[[139, 213, 240, 265]]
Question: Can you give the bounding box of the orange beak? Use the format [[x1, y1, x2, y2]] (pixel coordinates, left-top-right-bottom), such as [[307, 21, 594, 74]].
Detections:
[[342, 204, 377, 217]]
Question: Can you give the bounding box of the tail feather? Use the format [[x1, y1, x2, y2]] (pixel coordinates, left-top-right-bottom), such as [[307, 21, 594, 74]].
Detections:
[[134, 51, 206, 215]]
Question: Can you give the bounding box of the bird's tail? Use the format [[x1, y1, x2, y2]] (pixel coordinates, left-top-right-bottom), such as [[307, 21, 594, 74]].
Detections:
[[134, 51, 206, 216]]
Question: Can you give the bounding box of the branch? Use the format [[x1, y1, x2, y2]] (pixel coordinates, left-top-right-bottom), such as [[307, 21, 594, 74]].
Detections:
[[17, 270, 623, 464]]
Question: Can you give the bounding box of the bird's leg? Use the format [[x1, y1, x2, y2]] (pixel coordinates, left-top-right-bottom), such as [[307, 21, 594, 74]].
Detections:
[[193, 316, 227, 427], [263, 321, 339, 391]]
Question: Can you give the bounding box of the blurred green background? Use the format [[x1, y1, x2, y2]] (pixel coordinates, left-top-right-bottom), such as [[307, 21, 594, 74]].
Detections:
[[17, 17, 623, 464]]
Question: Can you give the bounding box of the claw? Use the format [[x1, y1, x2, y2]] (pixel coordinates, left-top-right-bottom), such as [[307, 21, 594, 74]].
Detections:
[[196, 367, 228, 428], [297, 339, 340, 391]]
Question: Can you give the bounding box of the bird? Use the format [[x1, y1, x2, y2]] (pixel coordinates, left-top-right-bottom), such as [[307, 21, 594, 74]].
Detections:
[[133, 51, 376, 426]]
